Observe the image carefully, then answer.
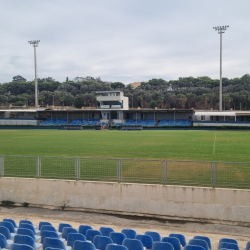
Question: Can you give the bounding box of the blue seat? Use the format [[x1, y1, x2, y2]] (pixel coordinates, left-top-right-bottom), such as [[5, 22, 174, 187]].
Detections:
[[106, 244, 128, 250], [62, 227, 78, 240], [136, 235, 153, 249], [58, 223, 72, 233], [109, 232, 126, 245], [14, 235, 42, 250], [152, 242, 174, 250], [38, 222, 52, 230], [41, 225, 62, 237], [16, 228, 40, 242], [0, 233, 11, 248], [188, 239, 209, 250], [218, 243, 239, 250], [219, 239, 238, 245], [93, 236, 113, 250], [19, 224, 39, 235], [169, 234, 186, 247], [43, 237, 69, 250], [0, 226, 13, 240], [79, 226, 93, 236], [0, 222, 16, 234], [162, 237, 182, 250], [3, 219, 18, 228], [122, 239, 144, 250], [99, 227, 114, 237], [46, 248, 65, 250], [193, 237, 211, 249], [86, 230, 102, 243], [145, 232, 161, 243], [67, 233, 86, 248], [41, 230, 65, 244], [73, 240, 96, 250], [10, 243, 34, 250], [246, 241, 250, 250], [121, 229, 137, 239], [184, 246, 206, 250], [19, 221, 37, 230]]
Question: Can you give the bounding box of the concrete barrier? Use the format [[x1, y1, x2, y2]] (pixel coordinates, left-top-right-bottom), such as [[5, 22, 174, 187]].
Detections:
[[1, 177, 250, 223]]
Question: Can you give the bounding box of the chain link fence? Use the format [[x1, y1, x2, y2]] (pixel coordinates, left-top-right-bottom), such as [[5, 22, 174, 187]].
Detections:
[[0, 155, 250, 188]]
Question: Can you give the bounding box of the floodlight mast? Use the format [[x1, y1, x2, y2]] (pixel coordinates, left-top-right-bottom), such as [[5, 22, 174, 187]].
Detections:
[[28, 40, 40, 107], [213, 26, 229, 111]]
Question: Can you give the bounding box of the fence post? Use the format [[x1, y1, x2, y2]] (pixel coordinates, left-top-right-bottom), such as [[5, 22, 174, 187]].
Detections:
[[117, 159, 120, 183], [165, 160, 167, 185], [214, 162, 217, 188], [36, 156, 40, 178], [75, 158, 79, 180], [78, 158, 80, 180], [120, 159, 122, 183], [0, 156, 4, 177]]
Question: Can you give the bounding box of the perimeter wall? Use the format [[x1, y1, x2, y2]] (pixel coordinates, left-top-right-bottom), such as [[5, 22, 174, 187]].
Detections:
[[1, 177, 250, 223]]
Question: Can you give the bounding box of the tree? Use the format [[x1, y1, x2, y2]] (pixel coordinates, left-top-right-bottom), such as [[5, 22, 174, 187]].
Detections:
[[149, 100, 157, 108], [12, 75, 27, 82], [60, 96, 66, 106], [111, 82, 125, 89], [39, 95, 45, 106]]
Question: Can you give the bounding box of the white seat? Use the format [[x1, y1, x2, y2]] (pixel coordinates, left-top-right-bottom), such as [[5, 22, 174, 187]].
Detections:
[[35, 243, 42, 250], [35, 235, 41, 242]]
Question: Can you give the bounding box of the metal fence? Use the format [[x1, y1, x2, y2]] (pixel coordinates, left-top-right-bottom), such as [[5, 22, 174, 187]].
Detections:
[[0, 155, 250, 189]]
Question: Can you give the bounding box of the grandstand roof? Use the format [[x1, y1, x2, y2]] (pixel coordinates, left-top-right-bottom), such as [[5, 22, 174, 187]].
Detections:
[[0, 108, 46, 112], [196, 111, 250, 116]]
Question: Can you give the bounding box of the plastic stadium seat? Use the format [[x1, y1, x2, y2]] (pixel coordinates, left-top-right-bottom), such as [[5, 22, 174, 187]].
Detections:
[[46, 248, 65, 250], [162, 237, 182, 250], [152, 242, 174, 250], [41, 230, 65, 244], [219, 239, 238, 245], [17, 228, 41, 242], [41, 225, 62, 237], [188, 239, 209, 250], [0, 222, 16, 234], [0, 226, 13, 240], [246, 241, 250, 250], [121, 229, 137, 239], [14, 235, 42, 250], [99, 227, 114, 237], [58, 223, 72, 233], [10, 243, 34, 250], [40, 119, 69, 126], [19, 221, 38, 230], [73, 240, 96, 250], [19, 224, 40, 235], [218, 243, 239, 250], [122, 239, 144, 250], [79, 226, 93, 236], [38, 221, 52, 230], [109, 232, 126, 245], [0, 233, 11, 248], [136, 235, 153, 249], [184, 246, 206, 250], [193, 237, 211, 249], [145, 231, 161, 242], [43, 237, 71, 250], [3, 219, 18, 229], [62, 227, 78, 240], [93, 235, 113, 250], [106, 244, 128, 250], [85, 229, 102, 243], [169, 234, 186, 247], [67, 233, 86, 248]]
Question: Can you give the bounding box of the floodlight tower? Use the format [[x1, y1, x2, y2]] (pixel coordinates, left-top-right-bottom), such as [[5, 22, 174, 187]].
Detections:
[[213, 26, 229, 111], [28, 40, 40, 107]]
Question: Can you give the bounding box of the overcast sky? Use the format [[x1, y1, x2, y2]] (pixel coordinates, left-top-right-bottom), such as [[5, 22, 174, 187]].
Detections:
[[0, 0, 250, 84]]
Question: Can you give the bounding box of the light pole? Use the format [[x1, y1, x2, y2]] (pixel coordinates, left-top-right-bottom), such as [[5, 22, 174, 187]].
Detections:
[[213, 26, 229, 111], [28, 40, 40, 107]]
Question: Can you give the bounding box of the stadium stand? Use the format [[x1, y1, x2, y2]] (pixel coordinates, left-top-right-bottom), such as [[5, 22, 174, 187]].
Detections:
[[121, 229, 137, 239], [158, 119, 191, 126], [93, 235, 113, 250], [68, 119, 100, 126], [162, 237, 182, 250], [124, 119, 156, 126], [169, 234, 186, 247], [40, 119, 69, 126], [109, 232, 126, 245], [153, 242, 174, 250], [79, 225, 93, 236], [13, 235, 42, 250], [136, 235, 153, 249]]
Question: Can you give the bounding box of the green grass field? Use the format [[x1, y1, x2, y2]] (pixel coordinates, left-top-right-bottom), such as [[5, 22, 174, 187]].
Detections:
[[1, 129, 250, 187]]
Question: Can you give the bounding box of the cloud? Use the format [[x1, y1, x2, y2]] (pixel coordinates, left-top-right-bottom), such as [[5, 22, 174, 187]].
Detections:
[[0, 0, 250, 84]]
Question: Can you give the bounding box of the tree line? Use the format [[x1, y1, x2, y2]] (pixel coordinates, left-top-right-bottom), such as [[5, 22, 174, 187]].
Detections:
[[0, 74, 250, 110]]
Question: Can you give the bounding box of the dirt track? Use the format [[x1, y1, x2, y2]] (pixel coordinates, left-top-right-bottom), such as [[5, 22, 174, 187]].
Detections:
[[0, 206, 249, 250]]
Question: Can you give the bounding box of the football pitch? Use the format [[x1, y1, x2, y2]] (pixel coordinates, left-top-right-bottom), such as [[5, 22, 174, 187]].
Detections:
[[1, 129, 250, 187]]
